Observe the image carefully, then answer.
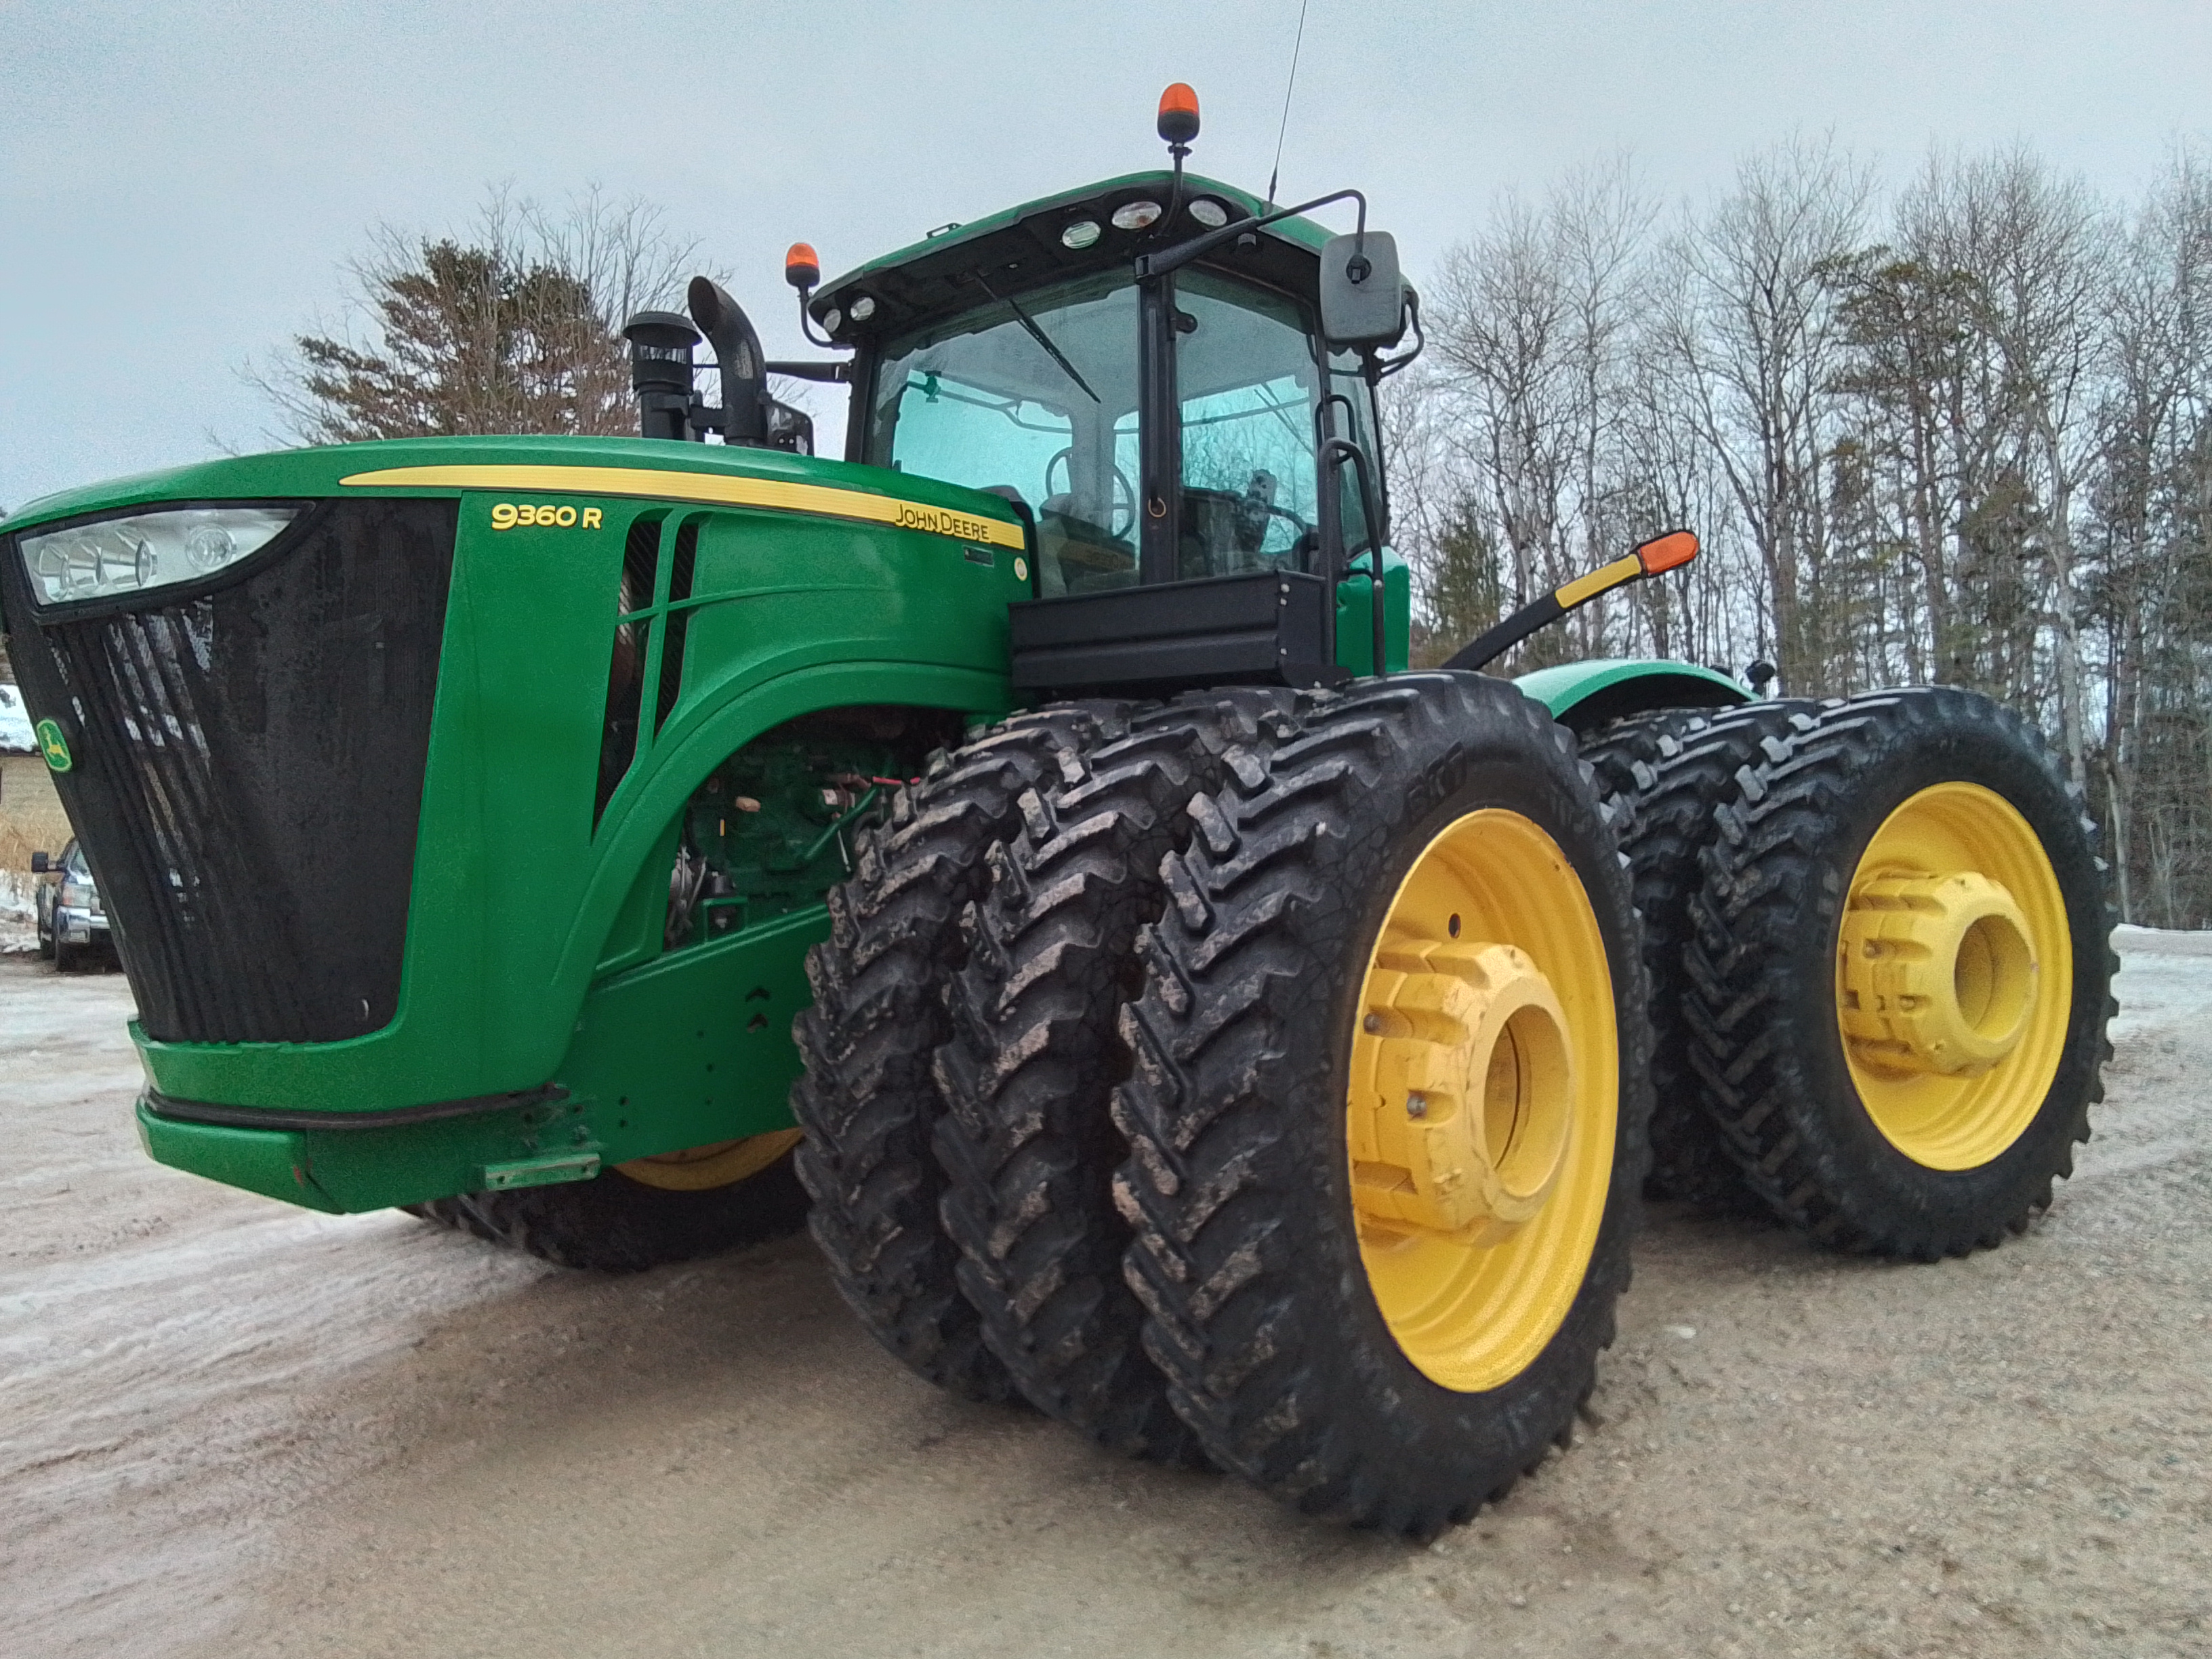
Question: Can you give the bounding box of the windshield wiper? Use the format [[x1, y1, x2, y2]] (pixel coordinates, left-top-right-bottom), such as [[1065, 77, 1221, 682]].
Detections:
[[975, 274, 1101, 405]]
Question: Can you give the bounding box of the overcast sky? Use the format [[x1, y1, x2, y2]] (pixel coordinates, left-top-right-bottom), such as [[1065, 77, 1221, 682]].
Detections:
[[3, 0, 2206, 513]]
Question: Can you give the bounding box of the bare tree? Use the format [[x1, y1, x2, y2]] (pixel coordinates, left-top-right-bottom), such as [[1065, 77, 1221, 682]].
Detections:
[[1429, 190, 1574, 641], [1427, 157, 1660, 669], [1655, 135, 1874, 693], [1405, 133, 2212, 914], [1902, 148, 2114, 786], [2089, 144, 2212, 920]]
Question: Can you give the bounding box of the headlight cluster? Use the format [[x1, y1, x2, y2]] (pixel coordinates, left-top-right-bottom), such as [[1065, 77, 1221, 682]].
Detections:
[[18, 506, 302, 607]]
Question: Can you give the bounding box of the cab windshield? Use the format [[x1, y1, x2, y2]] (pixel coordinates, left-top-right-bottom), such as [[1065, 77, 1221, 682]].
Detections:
[[867, 273, 1141, 594], [865, 264, 1374, 594]]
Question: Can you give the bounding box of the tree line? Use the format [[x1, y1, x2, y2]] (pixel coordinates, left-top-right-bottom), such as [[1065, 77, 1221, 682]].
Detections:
[[1385, 138, 2212, 928]]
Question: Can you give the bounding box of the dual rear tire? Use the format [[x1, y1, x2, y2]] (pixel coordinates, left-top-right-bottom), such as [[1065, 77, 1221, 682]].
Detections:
[[1591, 685, 2113, 1256], [1675, 687, 2114, 1255]]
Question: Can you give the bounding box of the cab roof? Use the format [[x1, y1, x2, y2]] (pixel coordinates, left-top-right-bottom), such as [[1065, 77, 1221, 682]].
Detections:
[[810, 171, 1336, 348]]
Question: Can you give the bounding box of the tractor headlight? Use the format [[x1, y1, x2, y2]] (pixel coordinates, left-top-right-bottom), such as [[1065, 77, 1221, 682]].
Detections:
[[18, 506, 304, 607]]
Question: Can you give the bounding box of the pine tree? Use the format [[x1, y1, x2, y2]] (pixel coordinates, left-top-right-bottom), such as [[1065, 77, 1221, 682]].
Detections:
[[253, 190, 703, 444]]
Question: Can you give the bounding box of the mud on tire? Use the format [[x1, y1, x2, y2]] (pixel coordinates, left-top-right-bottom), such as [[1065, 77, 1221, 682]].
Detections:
[[790, 703, 1126, 1401], [1113, 672, 1654, 1536], [1683, 686, 2116, 1257], [932, 689, 1301, 1464], [1582, 700, 1824, 1212]]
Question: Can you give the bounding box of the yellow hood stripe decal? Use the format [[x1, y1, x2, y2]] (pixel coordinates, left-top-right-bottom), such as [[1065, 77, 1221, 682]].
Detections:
[[337, 464, 1027, 550]]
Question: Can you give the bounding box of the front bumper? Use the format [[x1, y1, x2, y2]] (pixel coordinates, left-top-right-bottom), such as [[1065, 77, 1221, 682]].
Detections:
[[136, 1086, 575, 1214], [56, 905, 109, 945], [134, 904, 822, 1211]]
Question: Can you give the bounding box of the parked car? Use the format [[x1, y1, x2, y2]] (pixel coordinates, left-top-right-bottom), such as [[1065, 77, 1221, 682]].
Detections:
[[32, 838, 110, 970]]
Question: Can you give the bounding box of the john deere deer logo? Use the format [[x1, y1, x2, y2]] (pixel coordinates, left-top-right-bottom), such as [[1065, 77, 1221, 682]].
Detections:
[[35, 719, 71, 773]]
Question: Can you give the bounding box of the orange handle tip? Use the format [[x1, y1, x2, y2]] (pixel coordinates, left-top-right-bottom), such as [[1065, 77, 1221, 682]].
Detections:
[[1635, 529, 1699, 575]]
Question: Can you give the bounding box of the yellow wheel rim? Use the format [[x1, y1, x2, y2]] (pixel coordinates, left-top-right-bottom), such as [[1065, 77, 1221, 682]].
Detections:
[[615, 1128, 803, 1191], [1347, 809, 1618, 1393], [1837, 783, 2072, 1170]]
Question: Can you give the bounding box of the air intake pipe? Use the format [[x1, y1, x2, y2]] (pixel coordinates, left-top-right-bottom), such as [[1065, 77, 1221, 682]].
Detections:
[[688, 277, 769, 447], [620, 312, 701, 442]]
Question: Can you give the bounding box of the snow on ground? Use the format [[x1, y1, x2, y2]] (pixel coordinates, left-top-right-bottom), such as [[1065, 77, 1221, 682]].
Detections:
[[2108, 922, 2212, 1039], [0, 869, 39, 954]]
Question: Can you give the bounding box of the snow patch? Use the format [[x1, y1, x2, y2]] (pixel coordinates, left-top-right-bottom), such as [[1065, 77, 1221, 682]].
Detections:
[[2108, 925, 2212, 1040]]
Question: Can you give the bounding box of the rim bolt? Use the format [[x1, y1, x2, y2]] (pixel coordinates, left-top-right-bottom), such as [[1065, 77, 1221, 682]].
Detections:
[[1363, 1013, 1383, 1033], [1406, 1092, 1427, 1118]]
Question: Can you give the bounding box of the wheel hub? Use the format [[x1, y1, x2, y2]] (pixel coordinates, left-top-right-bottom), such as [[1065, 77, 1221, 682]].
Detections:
[[1839, 870, 2038, 1076], [616, 1127, 803, 1191], [1351, 937, 1575, 1247]]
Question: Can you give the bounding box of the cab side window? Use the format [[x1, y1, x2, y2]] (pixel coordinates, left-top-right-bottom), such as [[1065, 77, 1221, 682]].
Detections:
[[1174, 273, 1323, 581]]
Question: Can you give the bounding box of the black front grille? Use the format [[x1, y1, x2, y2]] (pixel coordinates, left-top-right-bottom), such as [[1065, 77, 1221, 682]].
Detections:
[[2, 499, 458, 1043]]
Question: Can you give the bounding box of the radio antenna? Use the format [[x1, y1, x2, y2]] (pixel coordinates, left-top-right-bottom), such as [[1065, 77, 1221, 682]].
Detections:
[[1263, 0, 1311, 211]]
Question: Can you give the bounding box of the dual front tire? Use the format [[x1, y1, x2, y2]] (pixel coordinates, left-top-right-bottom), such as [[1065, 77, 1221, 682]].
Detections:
[[1114, 676, 1650, 1532], [797, 673, 1653, 1534]]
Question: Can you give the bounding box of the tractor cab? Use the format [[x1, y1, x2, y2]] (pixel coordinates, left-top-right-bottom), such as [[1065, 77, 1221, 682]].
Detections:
[[820, 170, 1384, 575], [817, 166, 1408, 691]]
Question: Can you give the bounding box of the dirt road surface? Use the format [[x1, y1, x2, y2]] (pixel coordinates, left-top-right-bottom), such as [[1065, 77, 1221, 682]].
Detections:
[[3, 930, 2207, 1658]]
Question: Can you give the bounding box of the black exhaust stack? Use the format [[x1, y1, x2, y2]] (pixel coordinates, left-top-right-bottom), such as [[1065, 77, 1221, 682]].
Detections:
[[687, 277, 769, 447]]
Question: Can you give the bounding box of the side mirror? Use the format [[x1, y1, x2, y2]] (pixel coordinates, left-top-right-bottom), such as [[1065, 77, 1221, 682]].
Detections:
[[1319, 231, 1406, 348], [30, 851, 49, 874]]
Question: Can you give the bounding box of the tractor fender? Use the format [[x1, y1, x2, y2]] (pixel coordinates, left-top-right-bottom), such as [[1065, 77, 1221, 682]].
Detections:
[[1513, 659, 1753, 735]]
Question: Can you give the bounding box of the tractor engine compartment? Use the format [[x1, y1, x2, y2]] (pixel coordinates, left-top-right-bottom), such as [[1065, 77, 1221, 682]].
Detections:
[[661, 707, 960, 953]]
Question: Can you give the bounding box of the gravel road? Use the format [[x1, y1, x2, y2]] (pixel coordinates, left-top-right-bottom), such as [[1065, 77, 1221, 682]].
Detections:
[[3, 929, 2206, 1658]]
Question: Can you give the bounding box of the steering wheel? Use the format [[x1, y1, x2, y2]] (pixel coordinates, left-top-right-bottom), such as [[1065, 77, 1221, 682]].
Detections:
[[1043, 448, 1139, 541], [1232, 498, 1309, 556]]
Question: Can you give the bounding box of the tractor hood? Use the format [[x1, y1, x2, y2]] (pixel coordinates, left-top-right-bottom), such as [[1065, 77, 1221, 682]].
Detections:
[[0, 434, 1026, 548], [0, 428, 1035, 1160]]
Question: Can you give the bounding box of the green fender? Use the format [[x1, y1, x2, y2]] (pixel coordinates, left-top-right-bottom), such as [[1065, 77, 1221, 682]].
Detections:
[[1513, 658, 1752, 733]]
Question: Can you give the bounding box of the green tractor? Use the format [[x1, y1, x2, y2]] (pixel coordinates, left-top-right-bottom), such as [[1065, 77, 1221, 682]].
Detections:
[[1, 88, 2111, 1536]]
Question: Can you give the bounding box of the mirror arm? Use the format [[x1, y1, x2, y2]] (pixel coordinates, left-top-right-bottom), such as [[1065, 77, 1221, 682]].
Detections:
[[1372, 289, 1425, 380]]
